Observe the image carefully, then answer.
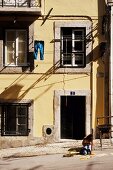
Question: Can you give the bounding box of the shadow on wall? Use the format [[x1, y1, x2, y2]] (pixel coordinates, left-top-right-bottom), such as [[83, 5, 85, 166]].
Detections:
[[0, 7, 106, 102], [0, 27, 103, 101], [94, 0, 107, 138], [98, 0, 107, 40], [0, 60, 60, 100], [0, 84, 23, 100]]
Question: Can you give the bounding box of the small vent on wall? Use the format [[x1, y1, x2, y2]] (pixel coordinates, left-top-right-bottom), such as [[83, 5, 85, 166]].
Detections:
[[42, 125, 56, 143]]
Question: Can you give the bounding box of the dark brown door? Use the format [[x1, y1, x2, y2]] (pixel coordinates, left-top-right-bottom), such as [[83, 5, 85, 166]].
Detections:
[[61, 96, 85, 140]]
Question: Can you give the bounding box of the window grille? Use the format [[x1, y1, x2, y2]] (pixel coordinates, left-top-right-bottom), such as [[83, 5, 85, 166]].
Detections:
[[1, 104, 29, 136]]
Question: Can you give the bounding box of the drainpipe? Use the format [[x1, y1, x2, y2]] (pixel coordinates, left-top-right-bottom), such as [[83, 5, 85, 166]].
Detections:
[[109, 5, 113, 135]]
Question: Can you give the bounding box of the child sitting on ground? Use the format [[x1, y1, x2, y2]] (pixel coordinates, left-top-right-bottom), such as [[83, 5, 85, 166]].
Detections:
[[80, 134, 93, 155]]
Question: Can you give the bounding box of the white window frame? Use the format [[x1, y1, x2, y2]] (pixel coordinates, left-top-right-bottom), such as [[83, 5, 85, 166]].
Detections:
[[72, 29, 84, 52], [5, 29, 27, 66], [54, 21, 92, 73], [61, 28, 85, 67]]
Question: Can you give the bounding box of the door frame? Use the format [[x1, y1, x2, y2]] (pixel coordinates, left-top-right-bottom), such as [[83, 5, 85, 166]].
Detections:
[[54, 90, 91, 141]]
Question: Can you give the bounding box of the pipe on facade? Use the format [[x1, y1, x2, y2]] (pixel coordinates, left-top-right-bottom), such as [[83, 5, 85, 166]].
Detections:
[[41, 14, 93, 22], [109, 6, 113, 133]]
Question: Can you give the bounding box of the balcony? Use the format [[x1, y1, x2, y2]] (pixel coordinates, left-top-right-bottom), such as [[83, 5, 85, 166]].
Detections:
[[0, 0, 41, 15]]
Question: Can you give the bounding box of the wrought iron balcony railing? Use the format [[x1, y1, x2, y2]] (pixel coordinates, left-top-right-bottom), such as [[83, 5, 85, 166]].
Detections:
[[0, 0, 41, 7]]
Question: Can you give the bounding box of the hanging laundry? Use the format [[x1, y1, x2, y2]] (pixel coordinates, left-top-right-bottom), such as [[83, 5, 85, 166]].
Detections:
[[34, 40, 44, 60]]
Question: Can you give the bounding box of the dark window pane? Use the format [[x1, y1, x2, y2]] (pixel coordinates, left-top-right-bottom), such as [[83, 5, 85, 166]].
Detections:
[[62, 27, 72, 37], [18, 117, 26, 124], [74, 41, 83, 51], [63, 39, 72, 53], [18, 125, 27, 135], [62, 54, 72, 65], [75, 54, 84, 65], [75, 59, 83, 65], [62, 27, 72, 53], [74, 30, 84, 40], [18, 106, 27, 116], [5, 106, 16, 134]]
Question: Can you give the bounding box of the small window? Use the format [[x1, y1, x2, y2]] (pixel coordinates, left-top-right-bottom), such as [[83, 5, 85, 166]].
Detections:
[[1, 104, 29, 136], [5, 29, 27, 66], [61, 28, 86, 67]]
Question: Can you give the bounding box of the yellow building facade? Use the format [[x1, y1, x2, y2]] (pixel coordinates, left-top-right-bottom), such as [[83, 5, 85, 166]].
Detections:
[[0, 0, 106, 148]]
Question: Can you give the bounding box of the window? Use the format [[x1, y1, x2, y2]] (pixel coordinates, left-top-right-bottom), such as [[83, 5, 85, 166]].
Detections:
[[1, 104, 29, 136], [55, 21, 92, 73], [61, 27, 86, 67], [5, 29, 27, 66]]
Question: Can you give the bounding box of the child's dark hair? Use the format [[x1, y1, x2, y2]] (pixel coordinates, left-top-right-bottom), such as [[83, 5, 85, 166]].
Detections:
[[82, 134, 93, 146], [85, 134, 93, 141]]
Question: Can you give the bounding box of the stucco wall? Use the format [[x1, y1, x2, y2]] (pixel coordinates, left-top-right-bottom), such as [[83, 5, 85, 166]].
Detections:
[[0, 0, 106, 141]]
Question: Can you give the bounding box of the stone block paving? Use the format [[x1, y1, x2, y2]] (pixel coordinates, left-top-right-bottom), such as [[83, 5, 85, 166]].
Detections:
[[0, 139, 113, 159]]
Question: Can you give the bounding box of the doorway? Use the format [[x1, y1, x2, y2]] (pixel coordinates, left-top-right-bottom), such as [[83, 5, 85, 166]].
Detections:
[[60, 96, 85, 140]]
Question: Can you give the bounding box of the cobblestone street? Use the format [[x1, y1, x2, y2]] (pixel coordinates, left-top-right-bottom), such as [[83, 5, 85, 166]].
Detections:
[[0, 149, 113, 170], [0, 140, 113, 169], [0, 139, 113, 158]]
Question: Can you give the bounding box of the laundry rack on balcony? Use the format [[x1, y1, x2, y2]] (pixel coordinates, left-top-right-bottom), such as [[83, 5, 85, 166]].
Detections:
[[96, 115, 113, 150]]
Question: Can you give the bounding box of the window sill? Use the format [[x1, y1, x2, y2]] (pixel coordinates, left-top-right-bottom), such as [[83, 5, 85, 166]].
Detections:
[[55, 63, 91, 74], [4, 63, 30, 67], [0, 65, 33, 73]]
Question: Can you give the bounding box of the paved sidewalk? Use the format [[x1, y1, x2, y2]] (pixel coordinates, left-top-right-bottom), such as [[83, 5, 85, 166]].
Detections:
[[0, 140, 113, 159], [0, 142, 78, 158], [1, 149, 113, 170]]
